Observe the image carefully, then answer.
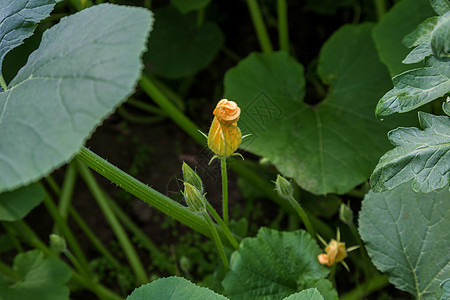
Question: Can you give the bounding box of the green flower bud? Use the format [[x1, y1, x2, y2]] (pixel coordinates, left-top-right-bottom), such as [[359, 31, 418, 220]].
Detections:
[[49, 234, 66, 253], [274, 174, 294, 199], [339, 203, 353, 224], [182, 161, 204, 194], [182, 183, 206, 213]]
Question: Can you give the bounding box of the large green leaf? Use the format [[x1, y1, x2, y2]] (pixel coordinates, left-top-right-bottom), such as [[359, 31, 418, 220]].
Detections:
[[222, 228, 336, 300], [282, 288, 323, 300], [0, 4, 153, 193], [373, 0, 435, 76], [375, 57, 450, 117], [0, 183, 44, 221], [359, 183, 450, 299], [224, 24, 412, 195], [0, 0, 56, 76], [126, 276, 228, 299], [144, 6, 223, 79], [370, 112, 450, 193], [0, 250, 72, 300]]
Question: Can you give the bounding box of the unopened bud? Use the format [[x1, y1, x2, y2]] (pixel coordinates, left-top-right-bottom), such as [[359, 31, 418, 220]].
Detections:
[[274, 174, 294, 199], [49, 234, 66, 253], [182, 183, 206, 213], [182, 162, 204, 194], [339, 203, 353, 224]]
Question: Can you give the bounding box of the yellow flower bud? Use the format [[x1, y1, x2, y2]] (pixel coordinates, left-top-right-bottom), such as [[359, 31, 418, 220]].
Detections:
[[318, 239, 347, 267], [207, 99, 242, 158]]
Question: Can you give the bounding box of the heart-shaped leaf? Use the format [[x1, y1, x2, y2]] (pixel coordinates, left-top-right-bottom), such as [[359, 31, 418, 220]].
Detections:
[[359, 183, 450, 299], [0, 250, 72, 300], [126, 276, 228, 299], [224, 24, 414, 195], [0, 0, 56, 76], [0, 4, 153, 193], [222, 228, 336, 299], [370, 112, 450, 193], [0, 183, 44, 221]]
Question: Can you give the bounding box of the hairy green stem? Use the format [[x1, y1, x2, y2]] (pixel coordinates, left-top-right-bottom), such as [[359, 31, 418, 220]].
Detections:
[[75, 147, 230, 245], [43, 192, 90, 274], [287, 195, 316, 238], [202, 211, 229, 271], [221, 159, 229, 225], [277, 0, 289, 52], [75, 159, 148, 285], [205, 202, 240, 249], [52, 162, 77, 234], [246, 0, 273, 53]]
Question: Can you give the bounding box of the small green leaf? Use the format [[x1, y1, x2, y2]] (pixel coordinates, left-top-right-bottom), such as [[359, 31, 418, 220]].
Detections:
[[359, 183, 450, 299], [0, 0, 56, 75], [224, 24, 416, 195], [376, 57, 450, 116], [431, 11, 450, 59], [431, 0, 450, 15], [0, 4, 153, 193], [171, 0, 211, 14], [126, 276, 228, 299], [373, 0, 435, 76], [0, 250, 72, 300], [282, 288, 323, 300], [144, 6, 223, 79], [222, 228, 335, 300], [0, 183, 44, 221], [371, 112, 450, 193]]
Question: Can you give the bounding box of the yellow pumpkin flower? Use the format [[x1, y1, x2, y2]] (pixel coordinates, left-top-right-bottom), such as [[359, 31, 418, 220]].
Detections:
[[317, 228, 358, 271], [318, 239, 347, 267], [207, 99, 242, 158]]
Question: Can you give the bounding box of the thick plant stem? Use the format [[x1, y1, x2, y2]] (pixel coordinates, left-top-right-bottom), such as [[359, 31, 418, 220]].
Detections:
[[221, 158, 229, 226], [75, 147, 230, 245], [75, 160, 148, 285], [205, 202, 239, 249], [277, 0, 289, 52], [287, 195, 316, 238], [246, 0, 273, 53], [202, 211, 229, 271], [42, 192, 90, 275]]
